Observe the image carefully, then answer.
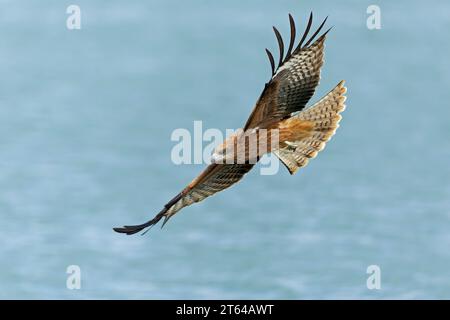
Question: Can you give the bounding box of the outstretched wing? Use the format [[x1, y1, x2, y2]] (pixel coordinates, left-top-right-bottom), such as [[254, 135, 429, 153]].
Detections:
[[113, 163, 254, 235], [244, 13, 330, 130]]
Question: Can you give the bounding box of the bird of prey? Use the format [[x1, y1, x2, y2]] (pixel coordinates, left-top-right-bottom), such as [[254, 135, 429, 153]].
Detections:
[[114, 12, 347, 235]]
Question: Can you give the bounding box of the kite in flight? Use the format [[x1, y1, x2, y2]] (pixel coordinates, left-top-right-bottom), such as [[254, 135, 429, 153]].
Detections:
[[114, 13, 347, 235]]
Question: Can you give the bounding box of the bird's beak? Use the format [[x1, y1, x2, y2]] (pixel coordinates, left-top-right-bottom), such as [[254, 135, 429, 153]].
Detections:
[[210, 153, 223, 164]]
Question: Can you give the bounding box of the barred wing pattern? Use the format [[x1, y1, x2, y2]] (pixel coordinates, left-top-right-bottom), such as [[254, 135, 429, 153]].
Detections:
[[114, 164, 254, 235], [244, 13, 330, 130], [274, 80, 347, 174]]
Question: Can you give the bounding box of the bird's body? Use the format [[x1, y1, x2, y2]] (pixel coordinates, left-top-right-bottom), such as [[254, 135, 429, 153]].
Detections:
[[114, 12, 347, 235]]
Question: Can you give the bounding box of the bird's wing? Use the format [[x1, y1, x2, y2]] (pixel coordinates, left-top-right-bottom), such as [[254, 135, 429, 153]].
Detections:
[[113, 163, 254, 235], [244, 13, 330, 130]]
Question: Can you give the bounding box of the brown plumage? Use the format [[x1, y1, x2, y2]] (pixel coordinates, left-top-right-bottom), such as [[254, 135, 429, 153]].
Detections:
[[114, 12, 347, 235]]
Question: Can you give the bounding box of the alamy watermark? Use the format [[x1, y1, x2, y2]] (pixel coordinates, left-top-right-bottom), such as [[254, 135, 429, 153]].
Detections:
[[66, 5, 81, 30], [66, 265, 81, 290], [171, 121, 280, 175], [366, 265, 381, 290], [367, 5, 381, 30]]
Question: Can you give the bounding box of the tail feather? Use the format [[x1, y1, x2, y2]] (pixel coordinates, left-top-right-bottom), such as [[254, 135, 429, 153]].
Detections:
[[275, 80, 347, 174]]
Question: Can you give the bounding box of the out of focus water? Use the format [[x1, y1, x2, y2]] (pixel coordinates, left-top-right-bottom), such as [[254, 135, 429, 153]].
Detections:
[[1, 0, 450, 299]]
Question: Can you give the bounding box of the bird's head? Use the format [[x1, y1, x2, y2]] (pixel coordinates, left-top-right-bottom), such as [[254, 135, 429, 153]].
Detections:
[[211, 129, 245, 164]]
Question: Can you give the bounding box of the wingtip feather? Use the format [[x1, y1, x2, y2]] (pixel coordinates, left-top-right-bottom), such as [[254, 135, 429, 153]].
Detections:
[[113, 211, 166, 235]]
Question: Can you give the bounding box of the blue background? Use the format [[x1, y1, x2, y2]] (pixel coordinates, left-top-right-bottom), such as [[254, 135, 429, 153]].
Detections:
[[1, 0, 449, 299]]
